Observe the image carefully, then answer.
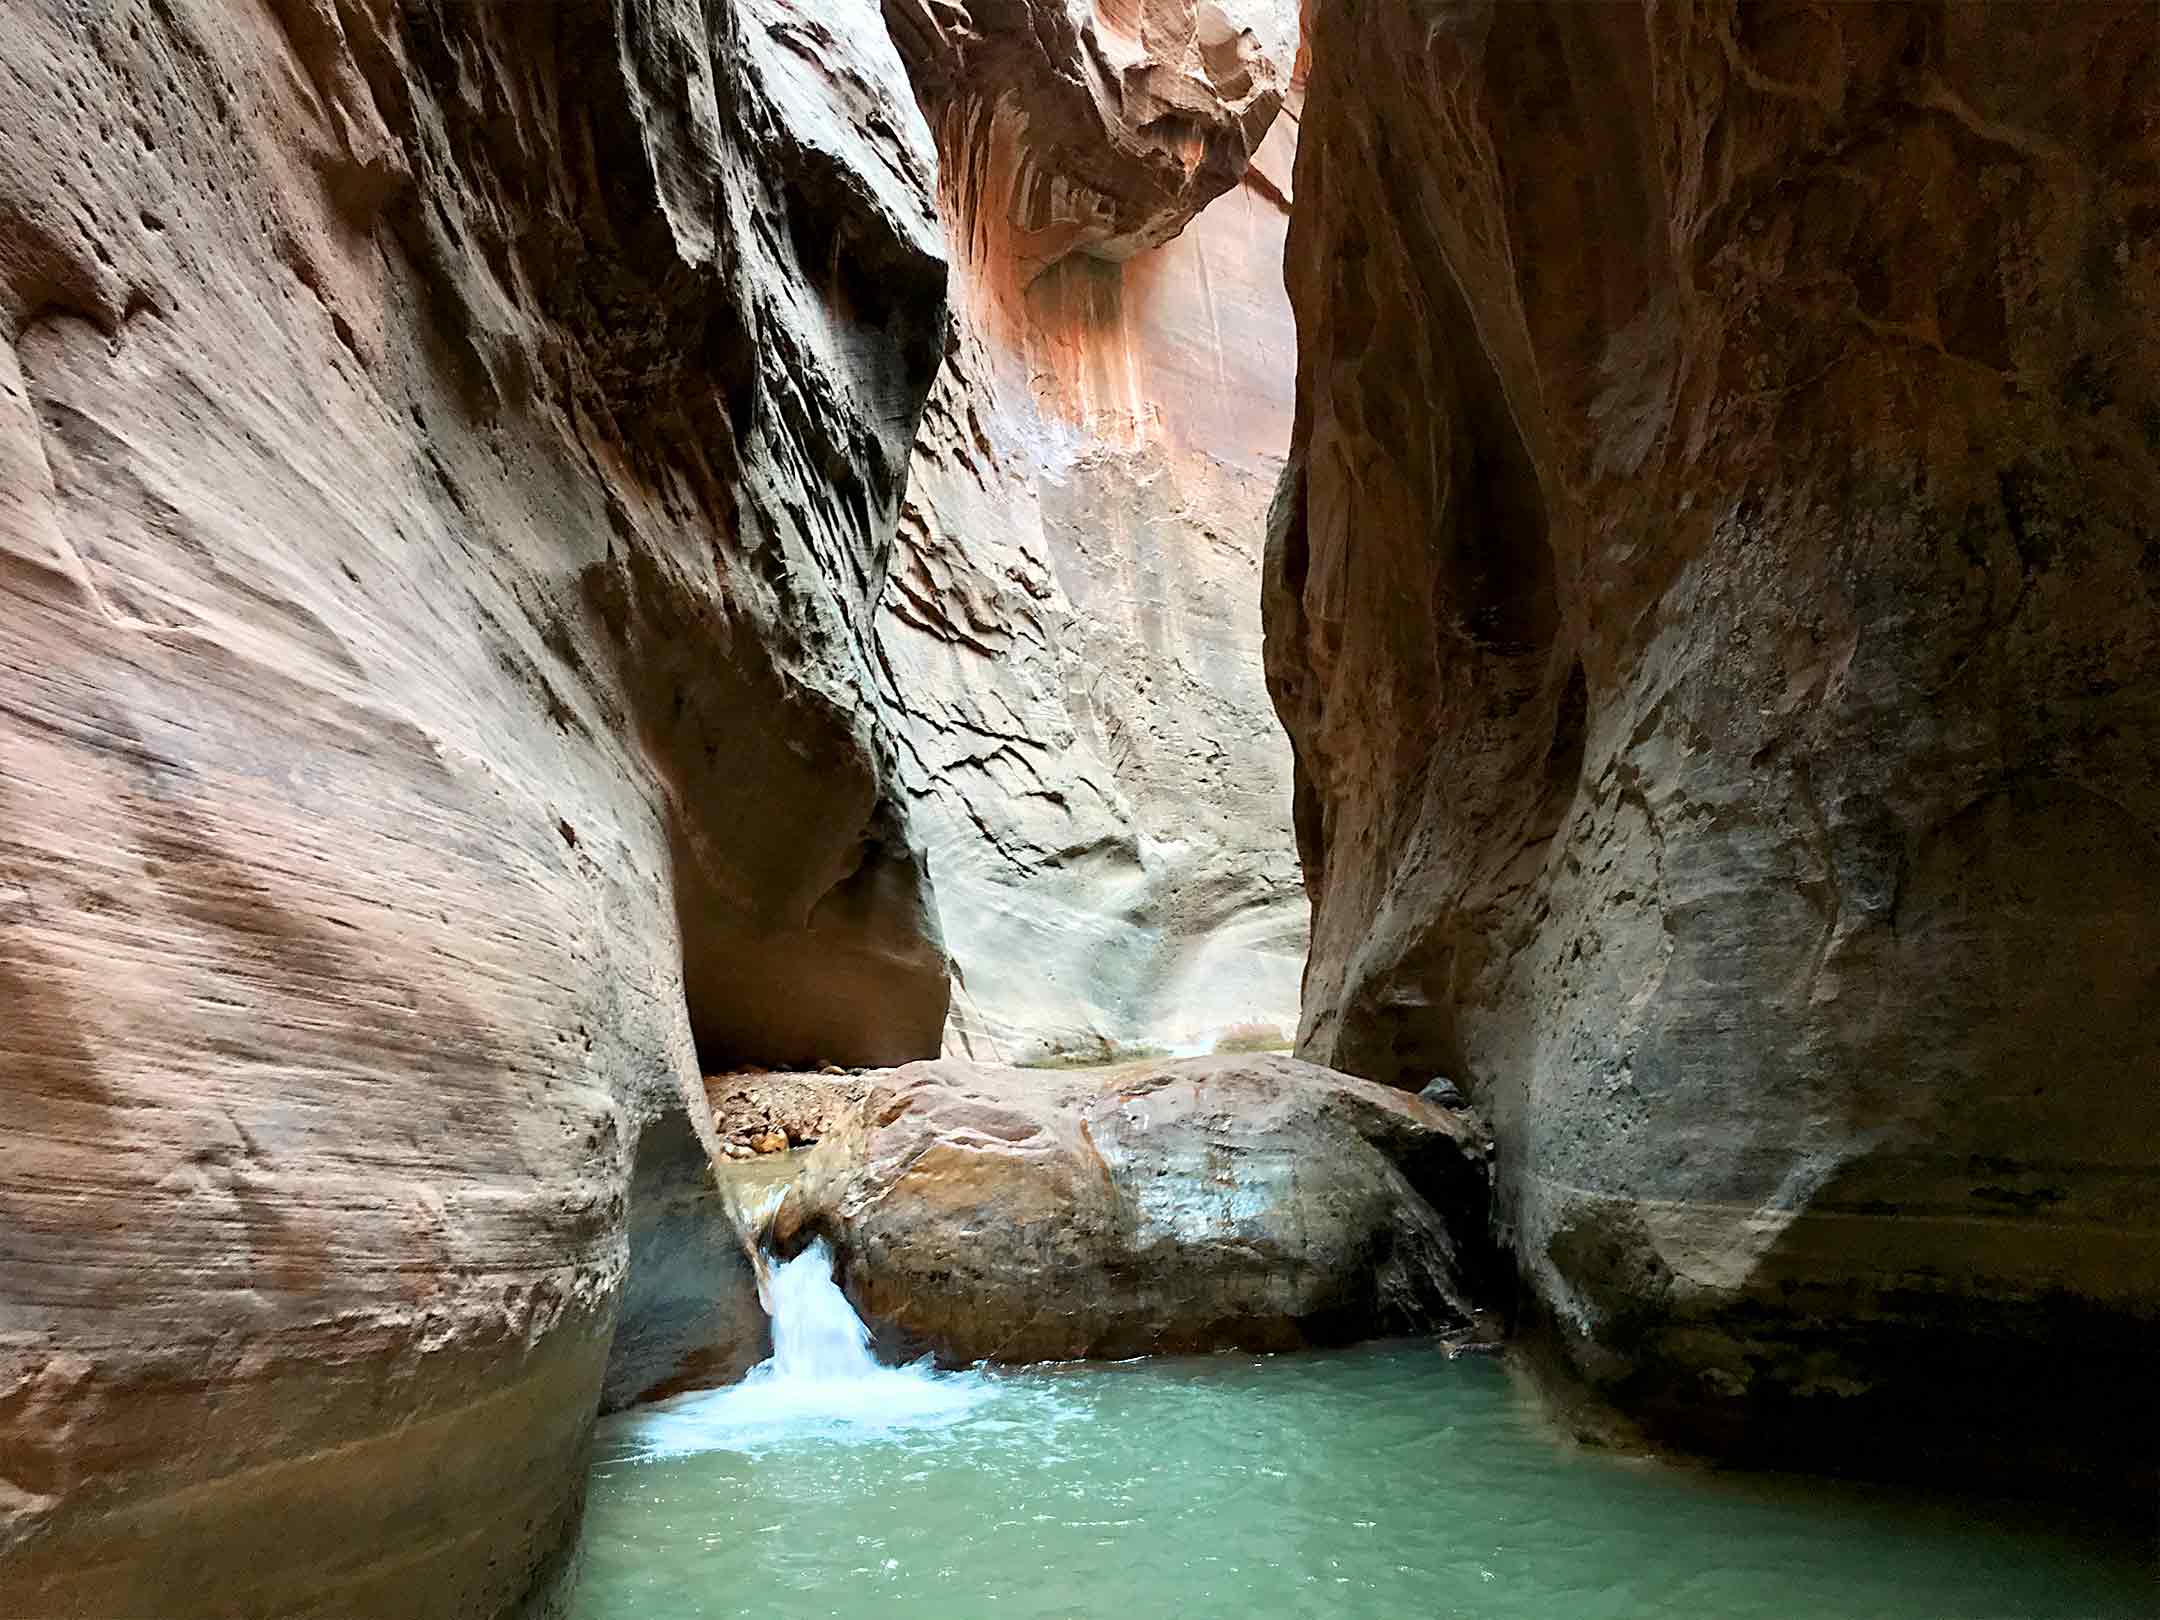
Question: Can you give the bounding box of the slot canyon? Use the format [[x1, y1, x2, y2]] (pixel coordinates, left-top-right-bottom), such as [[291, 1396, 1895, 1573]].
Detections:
[[0, 2, 2152, 1617]]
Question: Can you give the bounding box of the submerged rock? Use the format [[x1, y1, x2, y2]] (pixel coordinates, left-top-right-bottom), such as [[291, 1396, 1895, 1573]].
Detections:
[[772, 1055, 1495, 1361]]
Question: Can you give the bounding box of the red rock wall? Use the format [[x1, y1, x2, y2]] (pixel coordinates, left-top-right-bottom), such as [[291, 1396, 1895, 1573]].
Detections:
[[1268, 0, 2159, 1490], [0, 0, 951, 1611]]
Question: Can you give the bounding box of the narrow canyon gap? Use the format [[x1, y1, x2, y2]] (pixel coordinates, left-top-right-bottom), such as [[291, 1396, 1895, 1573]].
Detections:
[[875, 0, 1308, 1063], [605, 0, 1316, 1419]]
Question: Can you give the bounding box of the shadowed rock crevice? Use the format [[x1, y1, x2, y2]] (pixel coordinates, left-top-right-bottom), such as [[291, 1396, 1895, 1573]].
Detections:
[[600, 1108, 768, 1414], [579, 542, 951, 1074]]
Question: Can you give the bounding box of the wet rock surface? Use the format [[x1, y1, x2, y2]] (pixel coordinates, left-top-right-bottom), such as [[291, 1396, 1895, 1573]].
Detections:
[[773, 1054, 1495, 1362], [0, 1, 949, 1612], [1267, 0, 2160, 1492]]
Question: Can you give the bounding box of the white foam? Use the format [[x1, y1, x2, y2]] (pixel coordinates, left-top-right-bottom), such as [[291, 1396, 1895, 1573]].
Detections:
[[603, 1240, 992, 1460]]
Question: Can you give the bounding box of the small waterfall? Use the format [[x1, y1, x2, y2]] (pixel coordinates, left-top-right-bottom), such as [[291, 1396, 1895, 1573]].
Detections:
[[762, 1240, 879, 1381], [604, 1237, 987, 1461]]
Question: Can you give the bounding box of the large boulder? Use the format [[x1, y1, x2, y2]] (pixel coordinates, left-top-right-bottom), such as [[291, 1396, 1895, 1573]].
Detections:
[[773, 1054, 1494, 1361], [1266, 0, 2159, 1492], [0, 0, 949, 1612]]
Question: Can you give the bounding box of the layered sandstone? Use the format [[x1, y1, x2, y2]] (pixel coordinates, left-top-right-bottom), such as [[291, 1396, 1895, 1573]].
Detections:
[[0, 1, 950, 1612], [772, 1054, 1493, 1360], [879, 1, 1309, 1061], [1267, 1, 2160, 1491]]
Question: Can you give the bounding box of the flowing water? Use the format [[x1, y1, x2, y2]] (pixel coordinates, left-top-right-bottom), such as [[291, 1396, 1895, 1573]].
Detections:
[[616, 1242, 988, 1452], [573, 1248, 2154, 1620]]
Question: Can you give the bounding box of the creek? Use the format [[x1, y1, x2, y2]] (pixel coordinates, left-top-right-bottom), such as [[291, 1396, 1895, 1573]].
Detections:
[[571, 1244, 2151, 1619]]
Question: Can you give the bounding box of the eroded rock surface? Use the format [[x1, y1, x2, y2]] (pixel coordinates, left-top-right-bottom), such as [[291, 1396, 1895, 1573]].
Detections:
[[773, 1054, 1494, 1361], [1267, 1, 2159, 1490], [1, 1, 949, 1612], [879, 2, 1309, 1060], [883, 0, 1295, 274]]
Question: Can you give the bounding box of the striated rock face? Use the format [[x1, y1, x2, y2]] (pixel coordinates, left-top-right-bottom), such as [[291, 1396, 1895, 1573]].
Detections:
[[879, 1, 1310, 1060], [1, 0, 950, 1612], [1268, 2, 2160, 1490], [773, 1054, 1493, 1361]]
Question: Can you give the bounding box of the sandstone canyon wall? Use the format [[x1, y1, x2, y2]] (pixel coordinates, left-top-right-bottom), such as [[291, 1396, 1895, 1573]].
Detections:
[[878, 0, 1309, 1062], [0, 1, 955, 1612], [1267, 0, 2158, 1492]]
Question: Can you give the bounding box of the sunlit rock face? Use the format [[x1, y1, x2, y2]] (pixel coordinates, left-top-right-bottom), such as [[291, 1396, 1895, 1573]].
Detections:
[[1267, 1, 2160, 1491], [0, 0, 950, 1612], [881, 1, 1310, 1061]]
